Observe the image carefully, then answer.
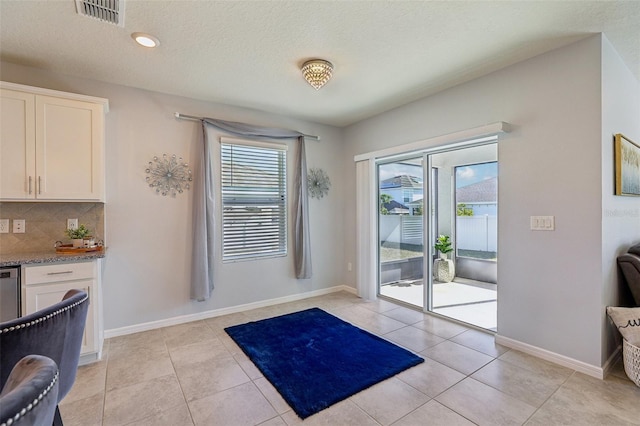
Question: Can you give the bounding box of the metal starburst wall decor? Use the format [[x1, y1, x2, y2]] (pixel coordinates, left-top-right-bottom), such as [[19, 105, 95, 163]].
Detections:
[[145, 154, 193, 196], [307, 168, 331, 199]]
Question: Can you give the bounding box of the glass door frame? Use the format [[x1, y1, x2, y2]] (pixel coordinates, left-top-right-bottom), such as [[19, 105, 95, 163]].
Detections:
[[424, 152, 434, 311], [376, 155, 425, 308], [375, 136, 499, 317]]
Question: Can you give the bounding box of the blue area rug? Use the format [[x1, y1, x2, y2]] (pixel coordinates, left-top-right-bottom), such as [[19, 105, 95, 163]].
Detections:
[[225, 307, 424, 419]]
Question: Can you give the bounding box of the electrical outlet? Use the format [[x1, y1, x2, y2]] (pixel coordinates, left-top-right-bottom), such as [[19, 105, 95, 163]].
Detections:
[[13, 219, 25, 233], [0, 219, 9, 234], [67, 218, 78, 230]]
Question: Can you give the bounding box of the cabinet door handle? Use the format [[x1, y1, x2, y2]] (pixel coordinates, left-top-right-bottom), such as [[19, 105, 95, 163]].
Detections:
[[38, 176, 42, 195], [28, 176, 32, 194], [46, 271, 73, 275]]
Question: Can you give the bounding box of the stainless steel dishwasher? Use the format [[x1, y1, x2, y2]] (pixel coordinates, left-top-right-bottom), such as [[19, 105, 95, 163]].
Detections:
[[0, 266, 20, 322]]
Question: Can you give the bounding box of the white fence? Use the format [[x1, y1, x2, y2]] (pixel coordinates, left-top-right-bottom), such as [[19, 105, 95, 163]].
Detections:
[[379, 214, 497, 252], [456, 215, 497, 252], [379, 215, 423, 245]]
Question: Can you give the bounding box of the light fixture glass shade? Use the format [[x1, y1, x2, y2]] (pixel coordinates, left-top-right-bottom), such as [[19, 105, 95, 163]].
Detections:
[[301, 59, 333, 90], [131, 32, 160, 48]]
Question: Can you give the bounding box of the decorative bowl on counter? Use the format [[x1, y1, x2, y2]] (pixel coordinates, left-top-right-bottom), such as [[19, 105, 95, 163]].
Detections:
[[54, 240, 104, 254], [54, 245, 103, 254]]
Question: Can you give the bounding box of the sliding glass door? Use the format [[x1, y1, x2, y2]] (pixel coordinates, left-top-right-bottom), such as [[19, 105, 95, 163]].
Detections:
[[377, 157, 425, 307], [428, 145, 498, 330], [377, 142, 498, 330]]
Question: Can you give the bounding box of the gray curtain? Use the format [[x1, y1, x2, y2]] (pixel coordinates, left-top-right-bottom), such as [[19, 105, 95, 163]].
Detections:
[[191, 118, 313, 301], [191, 123, 216, 301], [294, 136, 312, 278]]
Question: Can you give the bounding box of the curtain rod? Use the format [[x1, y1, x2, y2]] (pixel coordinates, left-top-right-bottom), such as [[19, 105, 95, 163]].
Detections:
[[174, 112, 320, 141]]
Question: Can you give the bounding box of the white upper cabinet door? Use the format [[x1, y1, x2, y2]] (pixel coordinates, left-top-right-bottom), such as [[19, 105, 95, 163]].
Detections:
[[0, 89, 36, 199], [35, 95, 105, 200], [0, 82, 107, 201]]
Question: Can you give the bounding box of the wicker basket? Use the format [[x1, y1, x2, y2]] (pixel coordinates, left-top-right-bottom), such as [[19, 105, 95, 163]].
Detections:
[[623, 339, 640, 387]]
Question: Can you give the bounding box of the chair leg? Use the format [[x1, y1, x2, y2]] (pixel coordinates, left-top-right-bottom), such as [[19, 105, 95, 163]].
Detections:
[[53, 405, 64, 426]]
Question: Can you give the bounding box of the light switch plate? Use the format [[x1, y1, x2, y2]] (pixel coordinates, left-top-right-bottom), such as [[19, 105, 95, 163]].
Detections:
[[530, 215, 555, 231], [0, 219, 9, 233], [13, 219, 25, 233]]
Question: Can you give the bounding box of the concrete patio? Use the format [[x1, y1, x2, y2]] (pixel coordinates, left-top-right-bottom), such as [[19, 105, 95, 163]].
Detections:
[[380, 277, 497, 331]]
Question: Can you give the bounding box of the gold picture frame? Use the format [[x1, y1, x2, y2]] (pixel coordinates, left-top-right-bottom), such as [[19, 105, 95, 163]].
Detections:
[[615, 133, 640, 196]]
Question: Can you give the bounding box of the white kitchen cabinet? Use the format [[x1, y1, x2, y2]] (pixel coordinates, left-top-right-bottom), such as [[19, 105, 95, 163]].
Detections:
[[0, 82, 108, 201], [23, 259, 104, 364], [0, 89, 35, 199]]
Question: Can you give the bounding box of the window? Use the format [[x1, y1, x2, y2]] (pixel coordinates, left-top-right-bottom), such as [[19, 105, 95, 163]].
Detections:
[[454, 161, 498, 260], [221, 139, 287, 261]]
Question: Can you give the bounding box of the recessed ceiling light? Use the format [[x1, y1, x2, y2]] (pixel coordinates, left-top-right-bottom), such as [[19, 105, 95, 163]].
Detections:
[[131, 32, 159, 48]]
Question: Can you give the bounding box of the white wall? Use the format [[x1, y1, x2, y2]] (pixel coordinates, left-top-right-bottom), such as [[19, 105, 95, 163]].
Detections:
[[343, 35, 618, 367], [600, 37, 640, 363], [0, 62, 346, 330]]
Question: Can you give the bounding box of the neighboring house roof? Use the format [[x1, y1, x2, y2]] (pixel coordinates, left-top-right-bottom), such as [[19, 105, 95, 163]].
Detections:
[[382, 200, 409, 214], [457, 177, 497, 203], [380, 175, 423, 189]]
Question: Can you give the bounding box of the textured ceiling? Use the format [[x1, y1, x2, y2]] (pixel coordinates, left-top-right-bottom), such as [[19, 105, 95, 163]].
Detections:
[[1, 1, 638, 127]]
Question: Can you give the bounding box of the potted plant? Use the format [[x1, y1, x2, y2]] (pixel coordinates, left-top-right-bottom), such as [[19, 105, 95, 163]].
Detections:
[[434, 235, 453, 260], [433, 235, 455, 282], [66, 224, 91, 248]]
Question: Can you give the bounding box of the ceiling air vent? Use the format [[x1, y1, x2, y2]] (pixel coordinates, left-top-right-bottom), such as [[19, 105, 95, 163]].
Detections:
[[76, 0, 125, 27]]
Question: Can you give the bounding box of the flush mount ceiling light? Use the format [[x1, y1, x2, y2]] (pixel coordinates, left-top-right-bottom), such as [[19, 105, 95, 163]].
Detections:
[[131, 32, 160, 48], [301, 59, 333, 90]]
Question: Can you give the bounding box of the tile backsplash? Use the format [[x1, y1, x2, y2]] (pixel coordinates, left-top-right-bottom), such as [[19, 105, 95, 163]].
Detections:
[[0, 202, 104, 255]]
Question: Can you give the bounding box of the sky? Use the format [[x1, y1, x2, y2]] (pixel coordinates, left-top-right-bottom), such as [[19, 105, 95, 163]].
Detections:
[[455, 162, 498, 188]]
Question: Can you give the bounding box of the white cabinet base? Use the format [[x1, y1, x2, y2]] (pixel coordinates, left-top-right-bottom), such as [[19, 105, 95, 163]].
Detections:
[[23, 259, 103, 363], [25, 280, 96, 355]]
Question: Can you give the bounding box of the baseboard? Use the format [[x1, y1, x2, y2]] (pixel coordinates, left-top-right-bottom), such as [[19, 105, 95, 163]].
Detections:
[[78, 350, 101, 366], [495, 334, 605, 379], [602, 344, 622, 378], [105, 284, 357, 339]]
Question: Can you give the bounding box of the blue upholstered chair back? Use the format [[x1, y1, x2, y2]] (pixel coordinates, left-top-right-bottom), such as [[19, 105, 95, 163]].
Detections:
[[0, 354, 59, 426], [0, 289, 89, 402]]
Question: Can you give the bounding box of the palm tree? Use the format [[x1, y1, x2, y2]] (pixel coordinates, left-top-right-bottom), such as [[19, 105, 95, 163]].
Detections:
[[379, 193, 392, 215]]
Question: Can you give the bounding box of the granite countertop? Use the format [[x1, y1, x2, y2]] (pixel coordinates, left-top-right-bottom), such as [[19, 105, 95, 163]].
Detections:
[[0, 249, 106, 267]]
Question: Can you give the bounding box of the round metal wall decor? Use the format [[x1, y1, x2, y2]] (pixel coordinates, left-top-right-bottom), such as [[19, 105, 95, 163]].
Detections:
[[145, 154, 192, 196], [307, 168, 331, 199]]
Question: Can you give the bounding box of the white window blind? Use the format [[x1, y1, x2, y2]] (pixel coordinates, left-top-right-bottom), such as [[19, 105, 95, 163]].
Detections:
[[221, 139, 287, 261]]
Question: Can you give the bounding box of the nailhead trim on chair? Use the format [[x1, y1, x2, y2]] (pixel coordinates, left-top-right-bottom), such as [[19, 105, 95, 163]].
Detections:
[[0, 370, 59, 426], [0, 294, 88, 335]]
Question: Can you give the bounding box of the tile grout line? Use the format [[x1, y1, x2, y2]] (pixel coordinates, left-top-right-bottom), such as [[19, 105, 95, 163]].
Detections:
[[99, 340, 109, 426], [520, 370, 578, 425], [371, 306, 482, 425], [175, 319, 224, 426]]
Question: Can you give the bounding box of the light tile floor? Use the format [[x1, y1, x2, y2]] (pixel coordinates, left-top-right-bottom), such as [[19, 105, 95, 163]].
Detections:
[[60, 291, 640, 425]]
